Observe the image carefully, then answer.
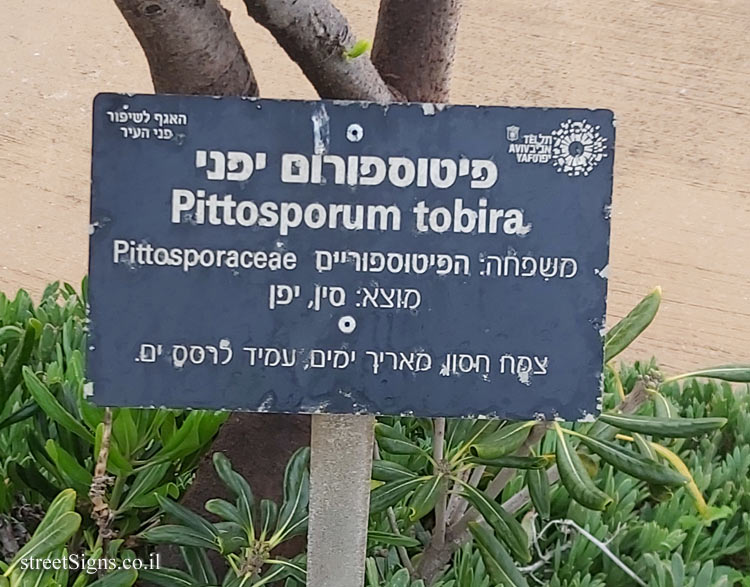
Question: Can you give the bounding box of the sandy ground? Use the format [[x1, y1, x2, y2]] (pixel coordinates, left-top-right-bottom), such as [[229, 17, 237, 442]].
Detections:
[[0, 0, 748, 374]]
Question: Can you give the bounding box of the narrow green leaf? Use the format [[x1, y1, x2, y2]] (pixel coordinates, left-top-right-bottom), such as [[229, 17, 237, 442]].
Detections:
[[375, 422, 428, 455], [366, 530, 420, 548], [45, 439, 93, 493], [205, 498, 245, 526], [6, 512, 81, 576], [213, 452, 254, 532], [265, 558, 306, 583], [632, 433, 656, 460], [408, 475, 445, 521], [282, 446, 309, 505], [154, 411, 202, 461], [446, 419, 476, 452], [573, 433, 687, 486], [155, 495, 219, 545], [375, 422, 412, 441], [0, 325, 22, 347], [598, 413, 727, 438], [651, 391, 679, 419], [180, 545, 217, 585], [129, 482, 179, 508], [3, 325, 36, 395], [196, 411, 227, 445], [27, 317, 43, 338], [276, 447, 310, 539], [112, 409, 138, 457], [33, 489, 77, 535], [41, 280, 59, 301], [22, 367, 94, 443], [377, 436, 425, 456], [215, 521, 247, 554], [38, 322, 56, 359], [604, 287, 661, 362], [370, 477, 424, 514], [158, 412, 177, 446], [118, 462, 171, 511], [526, 456, 550, 519], [0, 402, 39, 430], [260, 499, 278, 539], [81, 275, 89, 306], [469, 422, 534, 460], [468, 455, 550, 469], [372, 460, 418, 482], [469, 522, 529, 587], [11, 463, 61, 502], [366, 557, 379, 587], [87, 569, 138, 587], [554, 424, 612, 511], [664, 364, 750, 384], [137, 568, 199, 587], [141, 525, 219, 551], [459, 481, 530, 563]]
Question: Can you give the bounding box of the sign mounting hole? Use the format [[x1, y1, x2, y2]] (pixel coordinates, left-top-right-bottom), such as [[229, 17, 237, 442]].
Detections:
[[338, 315, 357, 334], [346, 123, 364, 142]]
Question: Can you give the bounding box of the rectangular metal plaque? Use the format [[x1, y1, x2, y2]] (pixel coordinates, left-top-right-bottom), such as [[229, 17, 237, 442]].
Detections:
[[88, 93, 614, 419]]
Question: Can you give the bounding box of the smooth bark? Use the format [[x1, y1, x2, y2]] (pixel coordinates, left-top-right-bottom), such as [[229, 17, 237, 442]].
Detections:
[[113, 0, 310, 569], [243, 0, 394, 101], [114, 0, 467, 578], [373, 0, 462, 102], [113, 0, 258, 96]]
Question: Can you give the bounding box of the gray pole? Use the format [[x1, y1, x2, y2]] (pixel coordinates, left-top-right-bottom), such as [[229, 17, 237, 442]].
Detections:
[[307, 414, 375, 587]]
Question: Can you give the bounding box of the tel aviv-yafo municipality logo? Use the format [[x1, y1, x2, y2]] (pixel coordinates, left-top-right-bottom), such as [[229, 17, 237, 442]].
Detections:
[[551, 120, 607, 177], [506, 119, 608, 177]]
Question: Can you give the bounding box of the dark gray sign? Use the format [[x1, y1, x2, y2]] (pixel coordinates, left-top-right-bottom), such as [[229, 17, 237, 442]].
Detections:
[[88, 93, 614, 419]]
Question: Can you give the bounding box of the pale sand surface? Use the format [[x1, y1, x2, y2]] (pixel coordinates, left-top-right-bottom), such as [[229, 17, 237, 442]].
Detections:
[[1, 0, 748, 373]]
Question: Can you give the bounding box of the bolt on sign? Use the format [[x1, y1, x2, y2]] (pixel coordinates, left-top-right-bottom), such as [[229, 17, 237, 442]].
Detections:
[[88, 94, 615, 420]]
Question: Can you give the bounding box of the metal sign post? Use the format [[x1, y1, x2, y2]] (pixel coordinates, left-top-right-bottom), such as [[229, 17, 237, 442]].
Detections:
[[88, 93, 614, 585]]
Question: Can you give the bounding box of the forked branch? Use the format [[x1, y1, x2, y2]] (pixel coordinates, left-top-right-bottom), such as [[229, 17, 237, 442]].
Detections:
[[113, 0, 258, 96], [243, 0, 394, 102]]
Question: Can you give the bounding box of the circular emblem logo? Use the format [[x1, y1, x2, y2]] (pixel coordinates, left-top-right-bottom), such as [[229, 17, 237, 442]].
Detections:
[[551, 120, 607, 177]]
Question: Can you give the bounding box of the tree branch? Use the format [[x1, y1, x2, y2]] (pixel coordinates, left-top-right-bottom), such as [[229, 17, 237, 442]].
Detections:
[[502, 467, 560, 515], [418, 382, 651, 583], [432, 418, 447, 549], [417, 424, 547, 583], [372, 0, 463, 102], [373, 442, 416, 576], [242, 0, 394, 102], [444, 468, 470, 525], [113, 0, 258, 96]]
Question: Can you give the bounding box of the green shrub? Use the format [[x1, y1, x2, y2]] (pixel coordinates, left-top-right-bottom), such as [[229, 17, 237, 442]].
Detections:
[[140, 449, 309, 587], [520, 368, 750, 586], [0, 283, 226, 584], [363, 289, 750, 586], [2, 282, 749, 587]]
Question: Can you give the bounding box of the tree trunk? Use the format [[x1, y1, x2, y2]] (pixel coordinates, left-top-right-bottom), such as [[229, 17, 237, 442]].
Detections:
[[113, 0, 258, 96], [372, 0, 462, 102], [113, 0, 467, 579], [112, 0, 310, 569], [243, 0, 393, 101]]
